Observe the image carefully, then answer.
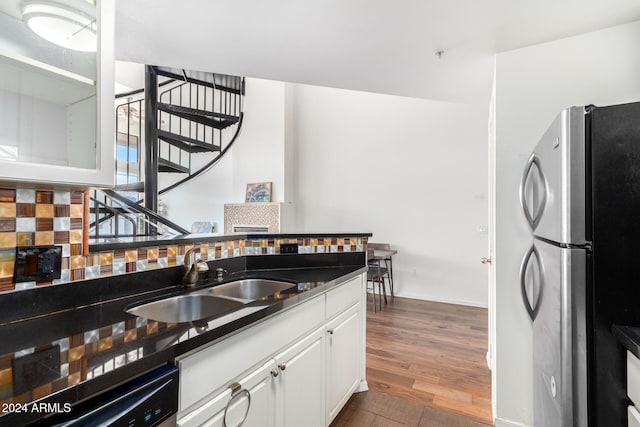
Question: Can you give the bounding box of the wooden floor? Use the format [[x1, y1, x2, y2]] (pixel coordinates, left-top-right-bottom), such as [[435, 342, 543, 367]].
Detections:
[[331, 388, 492, 427], [333, 295, 493, 426]]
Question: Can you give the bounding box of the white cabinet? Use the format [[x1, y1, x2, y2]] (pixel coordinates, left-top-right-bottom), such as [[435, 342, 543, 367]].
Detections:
[[178, 360, 276, 427], [178, 297, 325, 413], [628, 351, 640, 426], [630, 406, 640, 427], [0, 0, 114, 188], [274, 327, 325, 427], [179, 327, 326, 427], [177, 272, 366, 427], [326, 304, 362, 423]]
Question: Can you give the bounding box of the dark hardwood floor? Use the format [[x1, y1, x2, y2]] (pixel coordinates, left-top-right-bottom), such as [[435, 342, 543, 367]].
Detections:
[[331, 296, 493, 426]]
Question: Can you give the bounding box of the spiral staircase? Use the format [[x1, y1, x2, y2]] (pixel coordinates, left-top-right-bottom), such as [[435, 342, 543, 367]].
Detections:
[[90, 66, 245, 238]]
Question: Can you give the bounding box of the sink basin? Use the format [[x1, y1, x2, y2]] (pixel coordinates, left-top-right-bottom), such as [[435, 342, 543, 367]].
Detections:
[[196, 279, 296, 301], [126, 294, 244, 323]]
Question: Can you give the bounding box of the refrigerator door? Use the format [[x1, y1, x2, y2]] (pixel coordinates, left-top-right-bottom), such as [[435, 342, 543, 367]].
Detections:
[[520, 107, 587, 245], [532, 239, 587, 427]]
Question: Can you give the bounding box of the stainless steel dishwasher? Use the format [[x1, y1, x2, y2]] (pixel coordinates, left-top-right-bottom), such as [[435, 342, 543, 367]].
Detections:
[[38, 364, 178, 427]]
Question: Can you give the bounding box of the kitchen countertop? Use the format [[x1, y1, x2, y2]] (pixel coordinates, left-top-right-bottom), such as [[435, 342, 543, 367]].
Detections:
[[0, 253, 366, 426], [612, 324, 640, 359]]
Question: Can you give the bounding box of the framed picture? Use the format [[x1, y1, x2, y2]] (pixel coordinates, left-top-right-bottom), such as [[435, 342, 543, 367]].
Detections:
[[245, 182, 272, 202]]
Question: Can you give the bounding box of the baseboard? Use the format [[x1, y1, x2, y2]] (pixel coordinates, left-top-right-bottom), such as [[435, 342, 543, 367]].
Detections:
[[494, 417, 530, 427], [356, 380, 369, 392], [394, 292, 489, 309]]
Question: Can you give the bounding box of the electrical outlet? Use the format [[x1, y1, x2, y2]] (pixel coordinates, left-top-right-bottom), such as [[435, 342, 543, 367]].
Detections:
[[280, 243, 298, 254], [14, 245, 62, 282]]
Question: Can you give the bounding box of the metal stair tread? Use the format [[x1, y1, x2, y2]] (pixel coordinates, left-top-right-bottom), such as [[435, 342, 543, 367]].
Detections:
[[157, 129, 221, 153], [113, 182, 145, 192], [157, 102, 239, 129], [157, 102, 239, 120], [158, 158, 190, 174], [153, 66, 243, 95]]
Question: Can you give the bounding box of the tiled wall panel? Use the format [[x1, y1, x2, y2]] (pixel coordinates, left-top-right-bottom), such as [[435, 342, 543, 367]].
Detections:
[[0, 188, 367, 294]]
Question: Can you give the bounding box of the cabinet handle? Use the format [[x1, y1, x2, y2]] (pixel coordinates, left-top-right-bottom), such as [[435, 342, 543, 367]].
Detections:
[[327, 329, 334, 335], [278, 363, 286, 371], [271, 368, 279, 377], [223, 382, 251, 427]]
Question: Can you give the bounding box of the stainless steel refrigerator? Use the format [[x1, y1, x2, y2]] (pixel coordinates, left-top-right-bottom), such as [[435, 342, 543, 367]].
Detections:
[[520, 102, 640, 426]]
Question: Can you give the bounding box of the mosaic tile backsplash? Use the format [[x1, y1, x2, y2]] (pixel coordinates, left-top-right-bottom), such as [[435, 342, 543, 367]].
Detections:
[[0, 187, 367, 294], [0, 189, 85, 292]]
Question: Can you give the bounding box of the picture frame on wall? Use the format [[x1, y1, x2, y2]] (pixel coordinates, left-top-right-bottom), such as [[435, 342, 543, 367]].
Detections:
[[245, 182, 272, 202]]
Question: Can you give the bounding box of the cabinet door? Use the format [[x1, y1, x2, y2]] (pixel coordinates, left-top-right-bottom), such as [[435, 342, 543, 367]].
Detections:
[[274, 327, 325, 427], [326, 304, 362, 423], [178, 360, 276, 427], [0, 0, 114, 187]]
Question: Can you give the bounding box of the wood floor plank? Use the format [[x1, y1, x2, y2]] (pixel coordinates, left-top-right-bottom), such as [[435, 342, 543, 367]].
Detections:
[[365, 296, 492, 425]]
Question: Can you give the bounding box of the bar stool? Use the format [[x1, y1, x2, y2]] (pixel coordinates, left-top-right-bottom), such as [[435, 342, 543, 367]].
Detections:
[[368, 243, 394, 297], [367, 248, 387, 311]]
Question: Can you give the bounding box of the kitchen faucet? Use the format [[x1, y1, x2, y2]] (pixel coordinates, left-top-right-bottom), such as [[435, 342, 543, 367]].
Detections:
[[182, 246, 209, 286]]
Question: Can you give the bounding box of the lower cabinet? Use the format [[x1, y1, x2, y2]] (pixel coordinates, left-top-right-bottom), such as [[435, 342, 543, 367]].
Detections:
[[326, 304, 362, 423], [177, 274, 365, 427], [274, 327, 325, 427], [628, 351, 640, 427], [178, 360, 276, 427]]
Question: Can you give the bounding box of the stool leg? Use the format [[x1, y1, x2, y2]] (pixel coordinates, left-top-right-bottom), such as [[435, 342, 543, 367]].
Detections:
[[387, 258, 394, 297], [381, 277, 388, 304], [371, 281, 377, 312]]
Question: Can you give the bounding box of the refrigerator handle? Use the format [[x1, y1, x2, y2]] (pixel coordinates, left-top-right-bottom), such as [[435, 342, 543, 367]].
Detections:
[[520, 245, 539, 321], [519, 154, 547, 229]]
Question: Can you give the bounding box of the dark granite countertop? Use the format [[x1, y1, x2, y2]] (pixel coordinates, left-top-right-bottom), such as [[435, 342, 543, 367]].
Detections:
[[0, 252, 366, 426], [612, 324, 640, 360]]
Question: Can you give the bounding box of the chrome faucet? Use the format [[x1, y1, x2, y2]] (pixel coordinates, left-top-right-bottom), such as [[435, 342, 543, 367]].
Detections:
[[182, 246, 209, 286]]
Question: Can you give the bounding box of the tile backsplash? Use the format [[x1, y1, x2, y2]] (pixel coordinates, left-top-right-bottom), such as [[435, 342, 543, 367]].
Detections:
[[0, 187, 367, 294], [0, 188, 85, 292]]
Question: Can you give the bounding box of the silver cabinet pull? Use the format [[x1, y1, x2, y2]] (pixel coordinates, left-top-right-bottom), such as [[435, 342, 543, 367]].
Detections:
[[278, 363, 286, 371], [481, 257, 492, 265], [271, 368, 279, 378], [223, 382, 251, 427]]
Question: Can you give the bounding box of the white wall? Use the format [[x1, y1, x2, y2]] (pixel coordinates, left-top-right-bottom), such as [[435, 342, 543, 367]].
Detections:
[[161, 78, 490, 307], [493, 20, 640, 426], [160, 78, 287, 230], [289, 84, 489, 306]]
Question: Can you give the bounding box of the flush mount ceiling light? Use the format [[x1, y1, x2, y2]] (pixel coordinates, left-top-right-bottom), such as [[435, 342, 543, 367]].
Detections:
[[22, 0, 97, 52]]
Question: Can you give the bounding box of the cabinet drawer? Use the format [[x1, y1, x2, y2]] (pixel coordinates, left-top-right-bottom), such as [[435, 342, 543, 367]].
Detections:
[[326, 276, 362, 320], [628, 351, 640, 406], [629, 405, 640, 427], [178, 295, 324, 413]]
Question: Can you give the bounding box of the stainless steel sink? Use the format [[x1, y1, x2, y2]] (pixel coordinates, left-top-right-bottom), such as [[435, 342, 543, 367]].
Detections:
[[195, 279, 295, 301], [126, 294, 244, 323]]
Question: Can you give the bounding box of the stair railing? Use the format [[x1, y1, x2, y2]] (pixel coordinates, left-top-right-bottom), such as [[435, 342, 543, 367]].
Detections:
[[91, 67, 245, 239], [90, 189, 189, 238]]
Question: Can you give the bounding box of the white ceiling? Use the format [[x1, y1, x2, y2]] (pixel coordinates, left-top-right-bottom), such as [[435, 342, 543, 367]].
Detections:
[[8, 0, 640, 105], [114, 0, 640, 105]]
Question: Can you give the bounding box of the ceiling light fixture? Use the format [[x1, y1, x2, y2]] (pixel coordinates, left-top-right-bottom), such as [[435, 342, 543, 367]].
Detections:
[[22, 0, 97, 52]]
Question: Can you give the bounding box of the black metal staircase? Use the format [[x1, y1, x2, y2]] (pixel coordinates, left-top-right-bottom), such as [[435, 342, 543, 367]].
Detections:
[[90, 66, 245, 239]]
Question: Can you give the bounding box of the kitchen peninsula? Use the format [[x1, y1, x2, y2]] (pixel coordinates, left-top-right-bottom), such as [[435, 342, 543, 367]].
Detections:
[[0, 232, 371, 426]]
